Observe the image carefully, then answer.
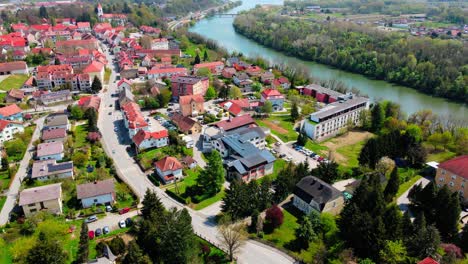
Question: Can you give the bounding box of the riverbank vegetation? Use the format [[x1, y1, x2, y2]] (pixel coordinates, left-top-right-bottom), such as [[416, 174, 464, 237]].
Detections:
[[233, 8, 468, 103]]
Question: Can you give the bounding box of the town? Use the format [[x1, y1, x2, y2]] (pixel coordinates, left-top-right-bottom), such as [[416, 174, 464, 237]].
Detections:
[[0, 1, 466, 264]]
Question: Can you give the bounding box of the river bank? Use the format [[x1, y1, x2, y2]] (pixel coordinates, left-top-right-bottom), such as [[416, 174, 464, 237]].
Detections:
[[189, 0, 467, 121]]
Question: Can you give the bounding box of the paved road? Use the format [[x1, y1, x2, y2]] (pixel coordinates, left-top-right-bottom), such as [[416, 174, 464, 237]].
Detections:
[[0, 118, 45, 225], [397, 176, 430, 213], [98, 48, 295, 263]]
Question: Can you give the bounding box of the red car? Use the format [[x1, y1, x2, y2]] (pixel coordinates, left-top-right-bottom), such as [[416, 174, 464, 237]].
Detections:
[[88, 230, 95, 239], [119, 207, 130, 215]]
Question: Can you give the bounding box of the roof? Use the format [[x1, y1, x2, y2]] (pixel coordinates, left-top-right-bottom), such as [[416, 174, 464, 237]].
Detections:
[[194, 61, 224, 69], [304, 84, 344, 98], [171, 113, 199, 133], [83, 61, 104, 73], [0, 104, 22, 117], [7, 89, 25, 100], [171, 75, 206, 84], [179, 94, 204, 105], [37, 141, 64, 157], [148, 67, 187, 75], [261, 88, 283, 98], [41, 128, 67, 140], [0, 120, 11, 132], [31, 160, 73, 179], [45, 114, 68, 127], [311, 96, 369, 121], [19, 183, 62, 206], [155, 156, 182, 172], [121, 102, 147, 129], [132, 129, 169, 146], [438, 155, 468, 180], [78, 95, 101, 110], [293, 176, 342, 210], [418, 257, 439, 264], [0, 61, 28, 72], [220, 101, 242, 116], [117, 78, 131, 87], [214, 115, 256, 132], [182, 156, 197, 165], [77, 179, 115, 199]]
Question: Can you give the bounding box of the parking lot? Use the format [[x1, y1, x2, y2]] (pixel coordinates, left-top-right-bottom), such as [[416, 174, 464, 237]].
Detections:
[[270, 142, 320, 169]]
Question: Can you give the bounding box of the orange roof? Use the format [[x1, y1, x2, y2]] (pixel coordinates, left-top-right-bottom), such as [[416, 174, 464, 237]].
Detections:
[[179, 95, 204, 105], [0, 104, 22, 117], [0, 120, 11, 131], [194, 61, 224, 69], [7, 89, 25, 99], [83, 61, 104, 73], [155, 156, 182, 172], [439, 155, 468, 180], [121, 102, 147, 129], [132, 129, 169, 146], [418, 257, 439, 264], [262, 88, 283, 97], [148, 67, 187, 75]]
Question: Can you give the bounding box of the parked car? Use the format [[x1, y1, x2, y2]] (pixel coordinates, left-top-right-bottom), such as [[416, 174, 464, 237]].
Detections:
[[119, 207, 130, 215], [125, 217, 133, 226], [105, 205, 112, 212], [275, 142, 281, 146], [103, 226, 110, 234], [88, 230, 95, 239], [119, 220, 126, 228], [85, 215, 98, 223], [279, 153, 286, 158], [95, 228, 102, 236]]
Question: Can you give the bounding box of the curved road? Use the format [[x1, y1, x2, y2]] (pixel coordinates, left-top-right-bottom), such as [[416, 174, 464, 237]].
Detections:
[[97, 47, 295, 264]]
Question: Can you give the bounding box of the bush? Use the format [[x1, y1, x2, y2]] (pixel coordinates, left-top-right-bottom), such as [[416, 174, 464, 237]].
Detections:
[[109, 236, 126, 255], [165, 189, 186, 204], [264, 205, 283, 232]]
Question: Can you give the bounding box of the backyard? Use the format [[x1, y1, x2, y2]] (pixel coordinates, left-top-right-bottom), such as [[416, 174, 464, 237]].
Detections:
[[0, 75, 29, 91], [4, 126, 35, 162], [256, 115, 298, 143], [137, 145, 192, 171]]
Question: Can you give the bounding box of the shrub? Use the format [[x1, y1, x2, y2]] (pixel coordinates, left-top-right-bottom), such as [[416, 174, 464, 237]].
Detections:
[[264, 205, 283, 231], [87, 132, 102, 143], [109, 236, 126, 255]]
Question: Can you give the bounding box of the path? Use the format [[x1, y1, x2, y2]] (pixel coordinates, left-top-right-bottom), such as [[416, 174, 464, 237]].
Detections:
[[0, 118, 44, 225], [396, 176, 430, 213]]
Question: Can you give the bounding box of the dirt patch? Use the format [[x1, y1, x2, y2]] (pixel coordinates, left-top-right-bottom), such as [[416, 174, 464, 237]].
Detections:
[[97, 233, 134, 245], [323, 131, 373, 163], [262, 120, 289, 134]]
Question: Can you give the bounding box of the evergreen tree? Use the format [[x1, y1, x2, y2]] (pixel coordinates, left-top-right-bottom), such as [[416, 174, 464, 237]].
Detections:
[[383, 205, 402, 241], [203, 50, 209, 61], [406, 213, 441, 259], [273, 162, 296, 203], [76, 222, 89, 263], [359, 138, 381, 169], [459, 224, 468, 253], [141, 189, 165, 220], [249, 209, 259, 233], [384, 167, 400, 202], [379, 240, 408, 264], [26, 232, 68, 264], [290, 102, 299, 121], [401, 211, 413, 238], [222, 180, 245, 219], [39, 5, 48, 18], [296, 127, 307, 146], [295, 215, 316, 248], [312, 160, 340, 184], [204, 86, 217, 100], [193, 53, 201, 65], [54, 57, 61, 65], [1, 156, 8, 171], [434, 186, 461, 241], [85, 108, 98, 132], [32, 78, 37, 87], [158, 209, 195, 263], [195, 151, 225, 196], [371, 103, 384, 133], [123, 241, 152, 264], [91, 76, 102, 93]]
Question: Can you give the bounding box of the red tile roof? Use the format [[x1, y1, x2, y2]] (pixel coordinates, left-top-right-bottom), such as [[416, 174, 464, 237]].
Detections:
[[262, 88, 283, 97], [171, 113, 199, 133], [219, 100, 242, 116], [0, 104, 22, 117], [83, 61, 104, 73], [0, 61, 28, 73], [41, 128, 67, 140], [0, 120, 11, 131], [7, 89, 25, 99], [179, 94, 204, 105], [132, 129, 169, 146], [439, 155, 468, 180], [121, 102, 147, 129], [77, 22, 90, 28], [418, 257, 439, 264], [155, 156, 182, 172], [214, 114, 256, 131], [194, 61, 224, 69], [117, 79, 132, 87], [148, 67, 187, 75]]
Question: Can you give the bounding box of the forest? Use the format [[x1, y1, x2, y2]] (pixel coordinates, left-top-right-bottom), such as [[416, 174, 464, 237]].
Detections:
[[233, 8, 468, 103]]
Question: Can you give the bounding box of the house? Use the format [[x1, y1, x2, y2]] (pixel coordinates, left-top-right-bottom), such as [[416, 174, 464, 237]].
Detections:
[[418, 257, 439, 264], [121, 102, 148, 138], [233, 72, 253, 91], [151, 38, 169, 50], [293, 176, 345, 215], [182, 156, 197, 169], [117, 79, 132, 91], [170, 113, 202, 134], [193, 61, 224, 75], [260, 71, 275, 83], [41, 128, 67, 143], [436, 155, 468, 205], [261, 89, 285, 111], [36, 141, 64, 161], [155, 156, 183, 184], [276, 77, 291, 89], [0, 104, 23, 122], [222, 67, 236, 78], [0, 120, 24, 144], [179, 94, 205, 117], [214, 114, 257, 132], [132, 129, 169, 151], [19, 183, 62, 217], [77, 22, 91, 32], [44, 114, 70, 130], [0, 61, 29, 75], [245, 65, 262, 77], [147, 67, 187, 79], [78, 95, 101, 111], [77, 179, 116, 208], [5, 89, 25, 103], [302, 96, 369, 141], [83, 61, 105, 82], [219, 99, 250, 116], [37, 90, 72, 105], [31, 160, 74, 181], [171, 76, 209, 98]]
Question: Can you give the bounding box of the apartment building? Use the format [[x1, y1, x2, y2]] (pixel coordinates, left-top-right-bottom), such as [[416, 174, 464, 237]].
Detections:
[[436, 155, 468, 205]]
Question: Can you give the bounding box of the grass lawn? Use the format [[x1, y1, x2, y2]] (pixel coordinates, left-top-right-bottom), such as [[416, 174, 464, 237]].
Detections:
[[0, 170, 11, 189], [262, 206, 299, 248], [268, 159, 287, 181], [5, 126, 35, 162], [74, 125, 88, 148], [396, 174, 422, 198], [335, 140, 365, 174], [0, 196, 6, 213], [427, 150, 456, 163], [304, 140, 329, 156], [0, 75, 29, 91], [104, 67, 111, 84], [256, 115, 297, 143], [0, 93, 6, 103]]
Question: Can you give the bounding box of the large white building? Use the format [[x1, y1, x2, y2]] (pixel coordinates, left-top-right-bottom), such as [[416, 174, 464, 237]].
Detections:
[[302, 95, 369, 142], [0, 120, 24, 144]]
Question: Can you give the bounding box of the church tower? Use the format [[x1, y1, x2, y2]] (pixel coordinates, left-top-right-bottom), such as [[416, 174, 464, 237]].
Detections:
[[97, 3, 103, 17]]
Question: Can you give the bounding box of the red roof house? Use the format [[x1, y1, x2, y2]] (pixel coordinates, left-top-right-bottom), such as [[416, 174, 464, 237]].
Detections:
[[0, 104, 23, 121], [438, 155, 468, 179], [155, 156, 183, 184], [214, 114, 256, 131], [193, 61, 224, 75], [132, 129, 169, 150], [418, 257, 439, 264]]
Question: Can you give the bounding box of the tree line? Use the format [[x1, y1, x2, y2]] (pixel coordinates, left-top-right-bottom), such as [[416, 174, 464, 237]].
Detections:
[[233, 8, 468, 103]]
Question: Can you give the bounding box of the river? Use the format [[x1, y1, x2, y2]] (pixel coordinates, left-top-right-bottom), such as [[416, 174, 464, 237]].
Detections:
[[189, 0, 467, 120]]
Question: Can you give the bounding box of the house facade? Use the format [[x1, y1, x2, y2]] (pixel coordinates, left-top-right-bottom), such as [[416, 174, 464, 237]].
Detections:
[[171, 113, 202, 134], [436, 155, 468, 205], [293, 176, 344, 215], [171, 76, 209, 98], [19, 183, 63, 217], [179, 94, 205, 117], [155, 156, 183, 184], [0, 104, 23, 122], [132, 129, 169, 151], [261, 89, 285, 111], [77, 179, 115, 208], [0, 61, 29, 75], [121, 102, 149, 139], [0, 120, 24, 144], [36, 141, 64, 161]]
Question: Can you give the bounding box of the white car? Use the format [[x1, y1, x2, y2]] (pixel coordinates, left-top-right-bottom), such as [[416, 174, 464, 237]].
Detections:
[[119, 220, 126, 228]]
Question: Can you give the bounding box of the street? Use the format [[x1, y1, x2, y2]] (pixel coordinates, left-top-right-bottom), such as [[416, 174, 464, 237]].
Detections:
[[97, 46, 295, 263]]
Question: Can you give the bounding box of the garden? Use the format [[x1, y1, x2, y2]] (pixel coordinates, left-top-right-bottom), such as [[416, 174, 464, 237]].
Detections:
[[0, 75, 29, 91]]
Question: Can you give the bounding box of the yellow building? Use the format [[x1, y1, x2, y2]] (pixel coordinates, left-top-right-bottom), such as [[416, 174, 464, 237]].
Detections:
[[19, 183, 62, 217], [436, 155, 468, 205]]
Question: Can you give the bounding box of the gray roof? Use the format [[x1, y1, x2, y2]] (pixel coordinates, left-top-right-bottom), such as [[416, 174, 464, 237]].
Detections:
[[293, 176, 342, 210], [222, 135, 258, 158], [31, 160, 73, 179], [311, 96, 369, 121], [41, 90, 71, 101], [45, 114, 69, 127], [77, 179, 115, 199], [19, 183, 62, 205], [304, 84, 344, 98], [36, 141, 64, 157]]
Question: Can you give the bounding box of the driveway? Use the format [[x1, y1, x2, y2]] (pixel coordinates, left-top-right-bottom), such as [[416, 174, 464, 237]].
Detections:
[[87, 210, 139, 232], [397, 176, 430, 213]]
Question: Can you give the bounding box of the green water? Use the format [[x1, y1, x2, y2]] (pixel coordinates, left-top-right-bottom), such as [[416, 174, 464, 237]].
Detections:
[[190, 0, 467, 120]]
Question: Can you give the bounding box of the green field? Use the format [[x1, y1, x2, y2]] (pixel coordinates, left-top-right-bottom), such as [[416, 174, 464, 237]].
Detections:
[[256, 115, 298, 143], [0, 75, 29, 91], [304, 140, 329, 156], [427, 150, 456, 163], [74, 125, 88, 148]]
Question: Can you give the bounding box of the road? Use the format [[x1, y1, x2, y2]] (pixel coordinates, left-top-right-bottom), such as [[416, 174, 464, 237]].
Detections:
[[397, 176, 430, 213], [97, 47, 295, 263], [0, 118, 44, 225]]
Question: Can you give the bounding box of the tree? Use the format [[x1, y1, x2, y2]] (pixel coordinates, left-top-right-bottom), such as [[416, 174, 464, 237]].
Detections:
[[91, 76, 102, 93], [203, 50, 209, 61], [290, 102, 299, 121], [459, 224, 468, 253], [295, 215, 317, 248], [265, 205, 284, 231], [251, 82, 262, 92], [261, 100, 273, 115], [39, 5, 48, 18], [109, 236, 126, 255], [54, 57, 61, 65], [296, 128, 308, 146], [141, 189, 165, 220], [1, 156, 8, 171], [205, 86, 217, 100], [406, 214, 440, 259], [195, 151, 225, 197], [218, 221, 246, 261], [26, 232, 68, 264], [229, 86, 242, 99], [379, 240, 407, 264], [427, 132, 443, 150], [371, 103, 384, 133], [193, 53, 201, 65], [157, 89, 172, 107], [384, 167, 400, 202], [76, 222, 89, 263], [70, 105, 84, 120], [123, 241, 152, 264], [85, 108, 98, 132], [312, 160, 340, 184]]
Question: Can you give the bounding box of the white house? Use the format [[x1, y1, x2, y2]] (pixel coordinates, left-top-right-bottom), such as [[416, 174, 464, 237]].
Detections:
[[36, 141, 64, 161], [0, 120, 24, 144], [117, 78, 132, 91], [76, 179, 115, 208], [155, 156, 183, 184], [132, 129, 169, 151], [44, 114, 70, 131], [31, 160, 74, 181], [293, 176, 344, 215]]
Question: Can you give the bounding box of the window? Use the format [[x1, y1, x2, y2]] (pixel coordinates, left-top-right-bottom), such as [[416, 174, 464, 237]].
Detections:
[[94, 199, 98, 203], [451, 175, 457, 180], [28, 203, 36, 207], [439, 178, 445, 182], [449, 182, 455, 187]]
